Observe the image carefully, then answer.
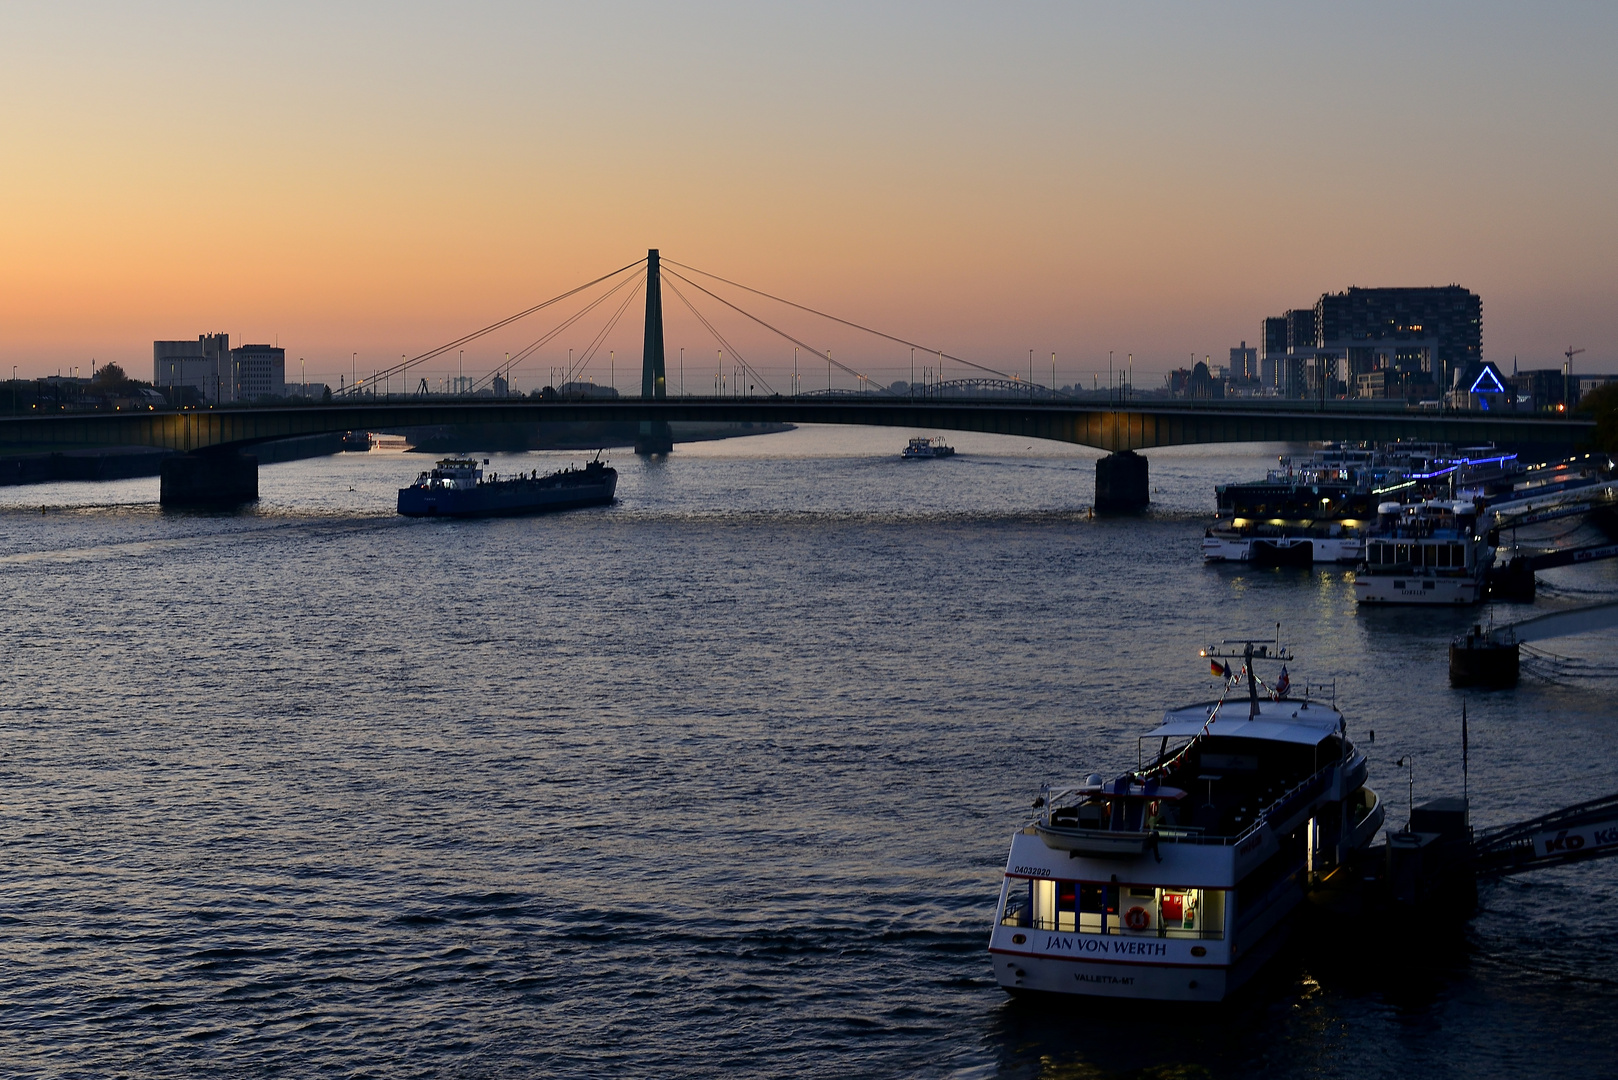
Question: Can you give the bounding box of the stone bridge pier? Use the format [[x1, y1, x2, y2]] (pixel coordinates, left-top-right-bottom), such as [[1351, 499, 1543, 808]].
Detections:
[[1094, 449, 1149, 511]]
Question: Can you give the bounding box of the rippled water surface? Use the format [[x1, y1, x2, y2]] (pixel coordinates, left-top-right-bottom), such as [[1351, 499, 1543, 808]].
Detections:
[[3, 425, 1616, 1078]]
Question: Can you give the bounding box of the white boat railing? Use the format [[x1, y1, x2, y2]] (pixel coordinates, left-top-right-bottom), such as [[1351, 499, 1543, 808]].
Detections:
[[1038, 758, 1343, 850]]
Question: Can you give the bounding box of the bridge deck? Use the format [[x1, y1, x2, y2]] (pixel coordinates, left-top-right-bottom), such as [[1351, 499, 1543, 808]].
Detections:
[[0, 397, 1593, 455]]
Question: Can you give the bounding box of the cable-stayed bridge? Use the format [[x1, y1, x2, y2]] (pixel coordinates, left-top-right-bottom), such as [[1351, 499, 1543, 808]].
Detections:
[[0, 251, 1594, 504]]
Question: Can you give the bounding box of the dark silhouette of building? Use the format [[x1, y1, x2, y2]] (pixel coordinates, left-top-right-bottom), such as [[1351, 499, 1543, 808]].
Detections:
[[1260, 285, 1482, 399]]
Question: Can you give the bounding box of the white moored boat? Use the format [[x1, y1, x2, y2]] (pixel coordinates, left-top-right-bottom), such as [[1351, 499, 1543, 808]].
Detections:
[[1354, 500, 1493, 605], [988, 641, 1381, 1003]]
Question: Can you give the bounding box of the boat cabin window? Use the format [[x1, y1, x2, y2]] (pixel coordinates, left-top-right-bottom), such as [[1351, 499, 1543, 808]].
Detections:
[[1002, 877, 1225, 939]]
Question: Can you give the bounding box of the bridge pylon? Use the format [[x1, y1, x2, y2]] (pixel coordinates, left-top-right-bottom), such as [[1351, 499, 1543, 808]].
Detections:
[[635, 248, 674, 456]]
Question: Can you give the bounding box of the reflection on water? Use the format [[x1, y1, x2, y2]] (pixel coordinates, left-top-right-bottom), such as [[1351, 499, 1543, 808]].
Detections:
[[0, 426, 1614, 1078]]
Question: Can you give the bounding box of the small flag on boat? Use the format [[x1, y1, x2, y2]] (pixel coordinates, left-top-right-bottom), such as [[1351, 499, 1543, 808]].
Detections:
[[1276, 665, 1291, 697], [1210, 659, 1232, 679]]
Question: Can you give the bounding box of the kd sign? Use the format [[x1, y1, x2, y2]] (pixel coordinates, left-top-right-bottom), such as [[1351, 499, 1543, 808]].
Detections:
[[1539, 829, 1586, 855], [1535, 826, 1618, 857]]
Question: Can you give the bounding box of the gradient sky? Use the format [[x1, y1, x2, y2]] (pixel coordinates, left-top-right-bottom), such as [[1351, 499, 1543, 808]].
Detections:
[[3, 2, 1615, 390]]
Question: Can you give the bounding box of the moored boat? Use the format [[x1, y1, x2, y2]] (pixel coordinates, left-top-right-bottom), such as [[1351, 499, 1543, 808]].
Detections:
[[1354, 499, 1493, 605], [1204, 443, 1516, 566], [988, 640, 1380, 1002]]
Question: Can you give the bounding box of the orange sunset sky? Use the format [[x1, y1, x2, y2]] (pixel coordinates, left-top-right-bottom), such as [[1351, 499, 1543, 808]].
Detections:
[[2, 3, 1614, 392]]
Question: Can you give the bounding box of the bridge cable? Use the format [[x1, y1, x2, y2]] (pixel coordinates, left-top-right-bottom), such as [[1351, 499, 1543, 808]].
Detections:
[[661, 277, 776, 395], [467, 268, 646, 392], [662, 258, 1015, 382], [566, 272, 648, 386], [338, 256, 646, 396], [661, 267, 876, 395]]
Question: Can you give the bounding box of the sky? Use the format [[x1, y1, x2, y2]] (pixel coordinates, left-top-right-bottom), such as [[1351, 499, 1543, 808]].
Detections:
[[2, 2, 1615, 391]]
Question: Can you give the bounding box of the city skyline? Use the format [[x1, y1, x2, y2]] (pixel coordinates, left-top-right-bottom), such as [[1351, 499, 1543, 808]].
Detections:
[[3, 3, 1614, 384]]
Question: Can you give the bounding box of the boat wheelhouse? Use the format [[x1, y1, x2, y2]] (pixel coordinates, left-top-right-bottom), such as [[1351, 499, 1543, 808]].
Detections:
[[1354, 500, 1493, 605], [415, 458, 482, 490], [988, 642, 1381, 1003]]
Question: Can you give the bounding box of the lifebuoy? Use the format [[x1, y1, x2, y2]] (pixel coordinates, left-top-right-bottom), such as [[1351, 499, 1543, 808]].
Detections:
[[1123, 906, 1151, 931]]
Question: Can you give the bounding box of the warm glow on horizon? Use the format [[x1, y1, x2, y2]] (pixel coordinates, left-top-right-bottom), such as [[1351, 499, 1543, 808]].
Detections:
[[3, 3, 1616, 387]]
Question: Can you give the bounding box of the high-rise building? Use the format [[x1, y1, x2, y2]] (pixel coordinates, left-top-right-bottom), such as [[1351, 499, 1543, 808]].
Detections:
[[1314, 286, 1480, 393], [155, 333, 231, 402], [1260, 317, 1287, 389], [1260, 286, 1480, 400], [1228, 341, 1258, 382], [232, 344, 285, 401], [1285, 309, 1317, 353]]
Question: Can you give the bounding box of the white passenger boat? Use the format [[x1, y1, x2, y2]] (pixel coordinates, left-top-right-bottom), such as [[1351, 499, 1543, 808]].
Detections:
[[988, 642, 1381, 1003], [901, 436, 955, 460], [1354, 500, 1494, 605]]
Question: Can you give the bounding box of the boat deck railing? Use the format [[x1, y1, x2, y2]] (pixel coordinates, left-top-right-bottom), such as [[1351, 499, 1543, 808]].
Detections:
[[1069, 760, 1342, 849]]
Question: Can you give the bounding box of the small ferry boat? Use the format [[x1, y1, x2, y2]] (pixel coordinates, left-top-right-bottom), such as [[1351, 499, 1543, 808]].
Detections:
[[988, 641, 1381, 1002], [1354, 500, 1493, 605], [341, 430, 372, 452], [397, 456, 617, 518], [901, 436, 955, 460]]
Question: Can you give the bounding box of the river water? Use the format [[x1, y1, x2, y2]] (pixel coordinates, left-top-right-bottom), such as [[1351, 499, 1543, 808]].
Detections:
[[2, 425, 1616, 1078]]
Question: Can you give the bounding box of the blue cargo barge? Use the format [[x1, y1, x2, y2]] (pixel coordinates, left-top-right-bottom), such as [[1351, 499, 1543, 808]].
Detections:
[[397, 457, 617, 518]]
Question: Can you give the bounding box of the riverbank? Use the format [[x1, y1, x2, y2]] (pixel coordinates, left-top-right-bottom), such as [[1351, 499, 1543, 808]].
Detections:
[[0, 433, 346, 487]]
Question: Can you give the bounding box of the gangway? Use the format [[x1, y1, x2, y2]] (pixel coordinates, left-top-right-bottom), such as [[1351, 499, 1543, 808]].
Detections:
[[1489, 536, 1618, 603], [1450, 598, 1618, 686], [1472, 791, 1618, 878], [1338, 791, 1618, 920], [1513, 539, 1618, 574]]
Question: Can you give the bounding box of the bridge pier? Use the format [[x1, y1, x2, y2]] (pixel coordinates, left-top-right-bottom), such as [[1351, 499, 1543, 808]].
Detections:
[[634, 420, 674, 456], [1094, 450, 1149, 511], [160, 449, 258, 506]]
